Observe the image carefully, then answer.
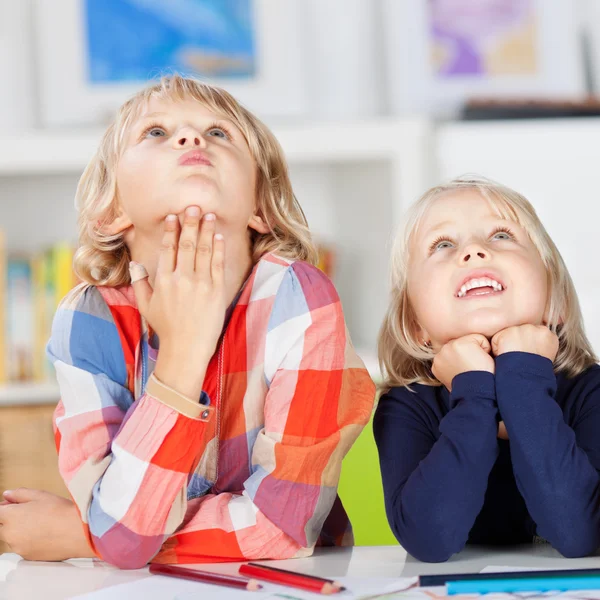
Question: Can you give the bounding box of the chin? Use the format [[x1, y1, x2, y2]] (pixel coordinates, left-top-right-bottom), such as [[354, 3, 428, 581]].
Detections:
[[169, 184, 218, 215], [454, 312, 515, 340]]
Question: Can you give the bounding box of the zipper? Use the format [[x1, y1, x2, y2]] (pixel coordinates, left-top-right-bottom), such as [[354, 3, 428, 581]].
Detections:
[[187, 335, 225, 501], [214, 335, 224, 485]]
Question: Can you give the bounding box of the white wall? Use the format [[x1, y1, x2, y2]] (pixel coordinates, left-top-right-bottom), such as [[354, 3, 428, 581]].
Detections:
[[437, 119, 600, 354]]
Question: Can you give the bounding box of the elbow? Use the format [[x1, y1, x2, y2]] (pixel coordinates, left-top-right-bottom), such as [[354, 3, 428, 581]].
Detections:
[[542, 519, 600, 559], [92, 532, 160, 570], [552, 534, 600, 559], [405, 544, 457, 563], [390, 518, 465, 563], [385, 491, 470, 563], [98, 545, 151, 570]]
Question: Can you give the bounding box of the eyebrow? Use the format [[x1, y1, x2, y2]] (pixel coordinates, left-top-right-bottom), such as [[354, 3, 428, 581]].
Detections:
[[422, 216, 516, 239], [421, 220, 454, 238], [137, 111, 167, 120], [136, 111, 236, 127]]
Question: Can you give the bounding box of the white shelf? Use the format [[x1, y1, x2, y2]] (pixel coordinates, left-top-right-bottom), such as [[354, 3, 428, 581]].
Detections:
[[438, 117, 600, 164], [0, 118, 429, 175], [0, 382, 60, 406]]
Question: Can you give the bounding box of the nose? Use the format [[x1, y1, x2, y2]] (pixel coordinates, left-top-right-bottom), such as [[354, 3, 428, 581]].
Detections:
[[460, 243, 489, 264], [173, 127, 203, 148]]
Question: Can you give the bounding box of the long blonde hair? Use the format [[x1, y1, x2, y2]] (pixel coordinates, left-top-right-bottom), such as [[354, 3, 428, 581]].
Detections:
[[378, 176, 597, 390], [74, 74, 318, 286]]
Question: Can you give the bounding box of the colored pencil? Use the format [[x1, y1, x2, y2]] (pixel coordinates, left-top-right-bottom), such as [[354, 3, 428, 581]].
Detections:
[[149, 563, 262, 591], [420, 567, 600, 587], [447, 574, 600, 595], [239, 563, 343, 595], [247, 562, 345, 590]]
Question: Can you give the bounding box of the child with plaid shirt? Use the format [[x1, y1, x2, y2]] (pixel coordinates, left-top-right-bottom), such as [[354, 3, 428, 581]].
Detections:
[[0, 75, 375, 568]]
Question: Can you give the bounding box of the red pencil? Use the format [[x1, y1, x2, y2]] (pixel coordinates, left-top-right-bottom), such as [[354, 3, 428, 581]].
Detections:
[[247, 562, 345, 590], [239, 563, 343, 595], [150, 563, 262, 591]]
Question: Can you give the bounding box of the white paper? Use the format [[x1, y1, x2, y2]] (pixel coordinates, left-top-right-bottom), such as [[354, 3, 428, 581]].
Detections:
[[480, 565, 544, 573], [73, 575, 418, 600]]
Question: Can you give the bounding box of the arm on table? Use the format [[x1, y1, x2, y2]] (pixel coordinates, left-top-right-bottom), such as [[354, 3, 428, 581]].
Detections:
[[495, 352, 600, 558], [374, 372, 499, 562]]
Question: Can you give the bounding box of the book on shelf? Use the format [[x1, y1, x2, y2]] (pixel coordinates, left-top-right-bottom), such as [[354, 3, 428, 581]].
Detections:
[[0, 236, 77, 385], [316, 242, 336, 279]]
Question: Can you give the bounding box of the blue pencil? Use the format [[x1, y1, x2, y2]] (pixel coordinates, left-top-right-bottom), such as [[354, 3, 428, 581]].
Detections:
[[447, 575, 600, 595]]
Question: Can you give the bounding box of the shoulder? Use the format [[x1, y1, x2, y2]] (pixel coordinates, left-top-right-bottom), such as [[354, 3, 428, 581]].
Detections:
[[375, 383, 445, 427], [380, 382, 441, 405], [557, 363, 600, 411], [251, 253, 340, 327], [250, 253, 338, 304], [47, 284, 128, 383], [52, 284, 114, 336]]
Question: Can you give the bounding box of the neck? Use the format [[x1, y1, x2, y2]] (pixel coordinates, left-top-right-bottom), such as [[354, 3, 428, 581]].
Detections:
[[128, 230, 255, 309]]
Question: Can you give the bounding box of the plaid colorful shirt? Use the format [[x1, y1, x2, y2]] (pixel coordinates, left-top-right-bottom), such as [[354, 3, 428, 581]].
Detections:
[[47, 253, 375, 569]]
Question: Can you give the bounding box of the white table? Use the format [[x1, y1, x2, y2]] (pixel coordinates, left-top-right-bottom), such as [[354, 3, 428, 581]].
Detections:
[[1, 545, 599, 600]]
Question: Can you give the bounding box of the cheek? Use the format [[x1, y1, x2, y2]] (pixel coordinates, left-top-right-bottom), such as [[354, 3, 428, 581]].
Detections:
[[408, 276, 447, 327], [223, 155, 256, 196], [517, 259, 548, 311], [116, 159, 154, 211]]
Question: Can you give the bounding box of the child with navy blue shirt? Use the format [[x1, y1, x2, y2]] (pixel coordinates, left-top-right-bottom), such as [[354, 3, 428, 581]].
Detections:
[[375, 176, 600, 562]]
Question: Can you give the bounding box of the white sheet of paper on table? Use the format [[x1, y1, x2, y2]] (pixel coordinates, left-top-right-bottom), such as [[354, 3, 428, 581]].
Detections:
[[73, 574, 419, 600], [480, 565, 545, 573]]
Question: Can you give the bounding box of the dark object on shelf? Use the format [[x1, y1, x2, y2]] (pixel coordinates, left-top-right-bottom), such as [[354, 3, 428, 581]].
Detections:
[[461, 98, 600, 120]]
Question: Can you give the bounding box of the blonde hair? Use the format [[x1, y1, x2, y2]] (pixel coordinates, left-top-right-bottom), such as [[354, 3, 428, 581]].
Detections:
[[378, 175, 597, 390], [74, 74, 317, 286]]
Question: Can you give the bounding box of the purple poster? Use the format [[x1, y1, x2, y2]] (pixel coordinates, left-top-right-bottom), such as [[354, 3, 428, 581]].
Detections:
[[429, 0, 538, 77]]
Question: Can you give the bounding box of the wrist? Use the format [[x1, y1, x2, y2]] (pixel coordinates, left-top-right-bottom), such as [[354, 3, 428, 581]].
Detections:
[[154, 349, 209, 400], [67, 502, 96, 559], [73, 535, 96, 559], [451, 370, 496, 401]]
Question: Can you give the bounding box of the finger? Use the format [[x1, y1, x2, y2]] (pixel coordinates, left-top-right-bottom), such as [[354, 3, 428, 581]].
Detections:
[[157, 214, 179, 275], [3, 488, 39, 504], [211, 233, 225, 284], [472, 333, 492, 353], [130, 265, 152, 316], [128, 261, 148, 284], [195, 213, 216, 278], [177, 206, 202, 273], [491, 334, 501, 356]]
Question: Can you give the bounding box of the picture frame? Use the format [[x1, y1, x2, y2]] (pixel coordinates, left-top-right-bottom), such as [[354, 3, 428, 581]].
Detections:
[[382, 0, 586, 117], [34, 0, 307, 127]]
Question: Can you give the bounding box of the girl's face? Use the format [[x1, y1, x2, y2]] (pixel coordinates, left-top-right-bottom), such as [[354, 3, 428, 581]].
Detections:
[[407, 190, 549, 348], [116, 96, 263, 239]]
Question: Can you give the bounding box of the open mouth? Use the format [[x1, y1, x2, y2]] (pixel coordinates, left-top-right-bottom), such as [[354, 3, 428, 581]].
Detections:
[[456, 276, 505, 298]]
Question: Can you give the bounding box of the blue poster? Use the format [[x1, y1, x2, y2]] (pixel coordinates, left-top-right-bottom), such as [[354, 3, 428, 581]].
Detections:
[[84, 0, 256, 82]]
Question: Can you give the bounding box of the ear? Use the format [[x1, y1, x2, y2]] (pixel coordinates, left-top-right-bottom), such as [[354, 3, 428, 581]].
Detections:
[[247, 213, 270, 235], [98, 210, 133, 236], [417, 325, 431, 348]]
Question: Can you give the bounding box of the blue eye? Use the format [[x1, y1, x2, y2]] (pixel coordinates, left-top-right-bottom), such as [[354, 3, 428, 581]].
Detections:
[[491, 229, 513, 241], [429, 237, 454, 253], [145, 126, 166, 138], [207, 128, 228, 139]]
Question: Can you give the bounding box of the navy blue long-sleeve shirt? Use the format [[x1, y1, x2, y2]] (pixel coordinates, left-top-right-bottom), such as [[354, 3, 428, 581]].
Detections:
[[374, 351, 600, 563]]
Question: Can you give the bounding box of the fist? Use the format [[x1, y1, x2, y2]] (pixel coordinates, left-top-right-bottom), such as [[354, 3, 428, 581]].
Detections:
[[432, 334, 495, 391], [491, 324, 559, 362]]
